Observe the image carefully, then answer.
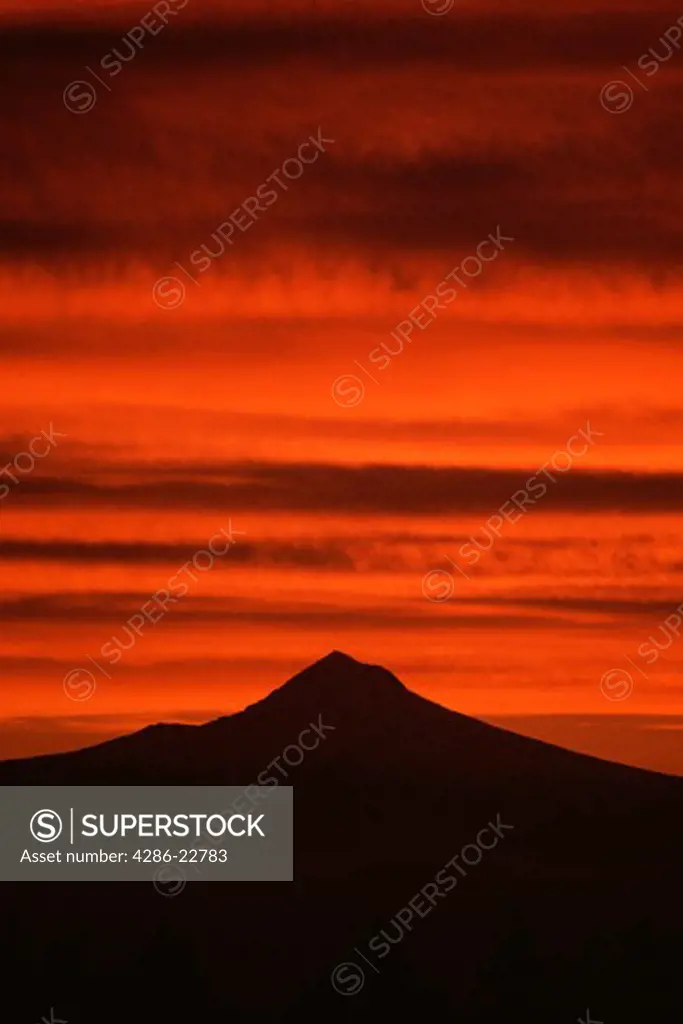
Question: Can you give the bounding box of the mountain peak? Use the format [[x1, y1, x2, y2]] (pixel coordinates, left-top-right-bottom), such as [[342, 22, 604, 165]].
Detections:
[[303, 650, 406, 689], [314, 650, 363, 668], [240, 650, 408, 720]]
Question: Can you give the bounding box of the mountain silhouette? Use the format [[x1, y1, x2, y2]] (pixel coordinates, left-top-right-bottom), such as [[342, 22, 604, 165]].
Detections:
[[1, 649, 674, 787], [2, 652, 681, 1021]]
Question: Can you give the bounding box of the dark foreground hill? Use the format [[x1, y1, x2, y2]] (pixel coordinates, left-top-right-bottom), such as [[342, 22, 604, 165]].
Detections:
[[2, 651, 681, 1022]]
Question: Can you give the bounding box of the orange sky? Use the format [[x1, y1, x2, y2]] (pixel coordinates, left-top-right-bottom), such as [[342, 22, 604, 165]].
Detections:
[[2, 0, 683, 772]]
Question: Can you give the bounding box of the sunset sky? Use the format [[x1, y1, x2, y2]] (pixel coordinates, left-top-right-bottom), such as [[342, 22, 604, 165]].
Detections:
[[2, 0, 683, 771]]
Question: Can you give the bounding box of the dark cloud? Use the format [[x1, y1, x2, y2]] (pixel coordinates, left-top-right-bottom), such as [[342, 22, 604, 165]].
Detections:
[[440, 595, 683, 617], [7, 460, 683, 513], [0, 12, 677, 70], [0, 593, 579, 631], [6, 591, 683, 625], [0, 11, 682, 271], [2, 140, 682, 269], [0, 537, 355, 569], [0, 654, 295, 678]]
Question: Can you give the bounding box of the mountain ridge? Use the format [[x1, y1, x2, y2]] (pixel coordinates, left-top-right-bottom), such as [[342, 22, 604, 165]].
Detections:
[[0, 652, 679, 787], [2, 651, 681, 1020]]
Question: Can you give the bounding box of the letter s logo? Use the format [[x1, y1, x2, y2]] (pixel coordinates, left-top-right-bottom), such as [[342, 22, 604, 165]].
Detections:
[[30, 809, 63, 843]]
